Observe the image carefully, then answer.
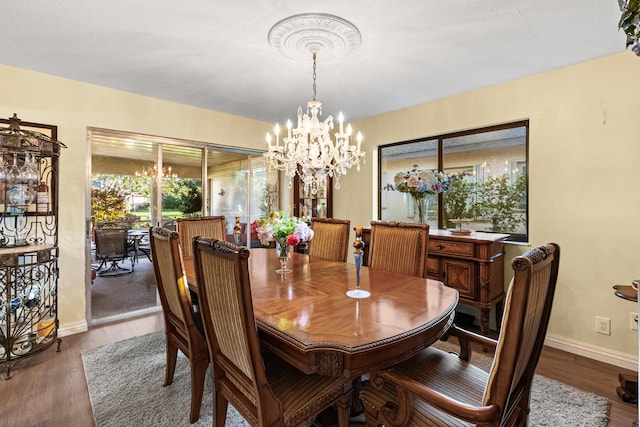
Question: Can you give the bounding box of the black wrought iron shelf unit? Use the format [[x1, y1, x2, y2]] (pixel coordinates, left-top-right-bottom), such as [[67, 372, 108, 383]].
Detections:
[[0, 114, 65, 379]]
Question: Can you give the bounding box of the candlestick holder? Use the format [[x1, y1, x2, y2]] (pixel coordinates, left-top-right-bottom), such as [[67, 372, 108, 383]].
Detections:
[[233, 216, 242, 245], [347, 226, 370, 298]]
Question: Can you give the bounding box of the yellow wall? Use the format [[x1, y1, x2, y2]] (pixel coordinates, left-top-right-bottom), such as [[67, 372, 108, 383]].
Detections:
[[0, 64, 270, 331], [1, 51, 639, 359], [335, 52, 640, 357]]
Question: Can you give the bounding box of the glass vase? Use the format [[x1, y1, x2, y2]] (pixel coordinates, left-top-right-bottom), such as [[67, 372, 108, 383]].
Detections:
[[413, 194, 429, 225], [275, 237, 292, 274]]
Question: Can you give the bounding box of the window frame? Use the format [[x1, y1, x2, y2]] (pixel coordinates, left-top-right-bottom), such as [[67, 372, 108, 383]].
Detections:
[[377, 120, 529, 242]]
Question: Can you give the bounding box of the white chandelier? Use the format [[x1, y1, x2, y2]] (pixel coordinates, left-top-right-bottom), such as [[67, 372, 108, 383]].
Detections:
[[264, 52, 365, 194]]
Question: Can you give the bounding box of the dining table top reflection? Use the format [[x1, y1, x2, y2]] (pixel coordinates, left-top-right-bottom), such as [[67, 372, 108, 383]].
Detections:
[[183, 247, 458, 378]]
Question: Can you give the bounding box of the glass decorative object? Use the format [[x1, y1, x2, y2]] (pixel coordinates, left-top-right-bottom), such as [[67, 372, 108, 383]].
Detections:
[[275, 237, 292, 275], [233, 216, 242, 245], [347, 225, 370, 298]]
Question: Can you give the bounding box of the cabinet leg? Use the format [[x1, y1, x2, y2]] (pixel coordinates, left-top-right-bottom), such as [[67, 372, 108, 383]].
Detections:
[[480, 308, 490, 336]]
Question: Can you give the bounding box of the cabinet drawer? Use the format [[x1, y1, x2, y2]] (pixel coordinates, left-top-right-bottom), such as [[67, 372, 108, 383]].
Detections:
[[429, 239, 475, 257]]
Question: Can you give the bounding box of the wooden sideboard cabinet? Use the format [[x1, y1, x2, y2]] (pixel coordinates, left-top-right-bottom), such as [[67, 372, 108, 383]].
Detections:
[[362, 227, 508, 336], [426, 229, 509, 336]]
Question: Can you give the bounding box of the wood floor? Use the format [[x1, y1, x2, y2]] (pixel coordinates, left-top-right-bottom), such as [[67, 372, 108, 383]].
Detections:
[[0, 312, 637, 427]]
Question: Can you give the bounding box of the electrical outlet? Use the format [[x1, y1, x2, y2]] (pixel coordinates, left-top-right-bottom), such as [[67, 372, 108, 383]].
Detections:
[[631, 312, 638, 331], [596, 316, 611, 335]]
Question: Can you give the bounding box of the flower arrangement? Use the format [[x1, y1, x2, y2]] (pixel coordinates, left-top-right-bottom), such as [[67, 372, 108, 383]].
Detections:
[[384, 165, 453, 224], [384, 164, 452, 195], [252, 211, 314, 250]]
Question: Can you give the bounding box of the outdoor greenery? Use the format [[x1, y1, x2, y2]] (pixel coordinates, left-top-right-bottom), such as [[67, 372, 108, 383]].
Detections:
[[619, 0, 640, 55], [474, 174, 526, 232], [444, 173, 526, 233], [91, 174, 202, 225], [91, 184, 127, 222], [443, 177, 474, 227]]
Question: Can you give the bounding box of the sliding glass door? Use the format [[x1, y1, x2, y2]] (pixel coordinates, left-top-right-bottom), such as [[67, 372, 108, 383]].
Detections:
[[89, 129, 272, 323]]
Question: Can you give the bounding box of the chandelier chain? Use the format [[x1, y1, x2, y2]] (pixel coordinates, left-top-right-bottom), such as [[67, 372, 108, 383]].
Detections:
[[312, 53, 317, 101]]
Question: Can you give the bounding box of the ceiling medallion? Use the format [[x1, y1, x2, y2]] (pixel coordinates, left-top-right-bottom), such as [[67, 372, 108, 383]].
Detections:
[[267, 13, 362, 63]]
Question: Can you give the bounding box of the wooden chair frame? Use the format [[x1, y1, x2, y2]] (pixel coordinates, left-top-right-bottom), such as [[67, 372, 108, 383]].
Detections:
[[192, 238, 352, 427], [149, 226, 208, 423], [361, 243, 561, 427]]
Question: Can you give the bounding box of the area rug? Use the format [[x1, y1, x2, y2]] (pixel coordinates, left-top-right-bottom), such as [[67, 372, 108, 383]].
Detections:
[[82, 331, 610, 426], [432, 341, 610, 427], [82, 331, 247, 427]]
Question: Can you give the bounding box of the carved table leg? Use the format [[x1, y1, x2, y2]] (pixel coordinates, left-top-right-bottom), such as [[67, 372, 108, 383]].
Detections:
[[351, 377, 365, 414]]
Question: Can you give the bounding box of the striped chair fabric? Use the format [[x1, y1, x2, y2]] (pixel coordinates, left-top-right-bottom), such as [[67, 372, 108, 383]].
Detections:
[[308, 218, 351, 262], [360, 243, 561, 427], [177, 215, 225, 258], [368, 221, 429, 278], [192, 238, 352, 427], [149, 226, 208, 423]]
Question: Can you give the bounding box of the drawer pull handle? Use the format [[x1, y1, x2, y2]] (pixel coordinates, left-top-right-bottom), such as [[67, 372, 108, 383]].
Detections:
[[436, 245, 445, 250]]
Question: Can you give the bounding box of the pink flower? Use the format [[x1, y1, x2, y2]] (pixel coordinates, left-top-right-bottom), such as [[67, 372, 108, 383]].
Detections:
[[406, 175, 419, 188], [287, 235, 301, 246]]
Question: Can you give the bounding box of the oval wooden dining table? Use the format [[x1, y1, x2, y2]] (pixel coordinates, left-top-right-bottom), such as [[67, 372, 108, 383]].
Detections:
[[183, 248, 459, 380]]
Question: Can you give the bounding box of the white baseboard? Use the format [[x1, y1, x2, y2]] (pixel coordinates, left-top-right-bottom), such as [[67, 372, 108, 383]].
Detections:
[[58, 320, 88, 337], [545, 333, 639, 372]]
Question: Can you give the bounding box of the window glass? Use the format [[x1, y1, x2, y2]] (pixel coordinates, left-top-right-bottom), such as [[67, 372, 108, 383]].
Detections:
[[380, 139, 439, 228], [379, 122, 528, 241]]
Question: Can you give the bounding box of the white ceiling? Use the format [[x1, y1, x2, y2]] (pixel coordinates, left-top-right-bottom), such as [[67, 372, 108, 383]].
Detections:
[[0, 1, 627, 124]]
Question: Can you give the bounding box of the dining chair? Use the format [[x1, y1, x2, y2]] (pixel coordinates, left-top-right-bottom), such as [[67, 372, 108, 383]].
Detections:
[[94, 227, 135, 276], [367, 221, 429, 278], [177, 215, 225, 258], [192, 238, 352, 427], [360, 242, 561, 427], [149, 226, 208, 423], [308, 217, 351, 262]]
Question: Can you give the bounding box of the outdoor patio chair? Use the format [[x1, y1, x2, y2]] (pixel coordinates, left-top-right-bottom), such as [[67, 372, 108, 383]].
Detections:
[[94, 227, 135, 276]]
